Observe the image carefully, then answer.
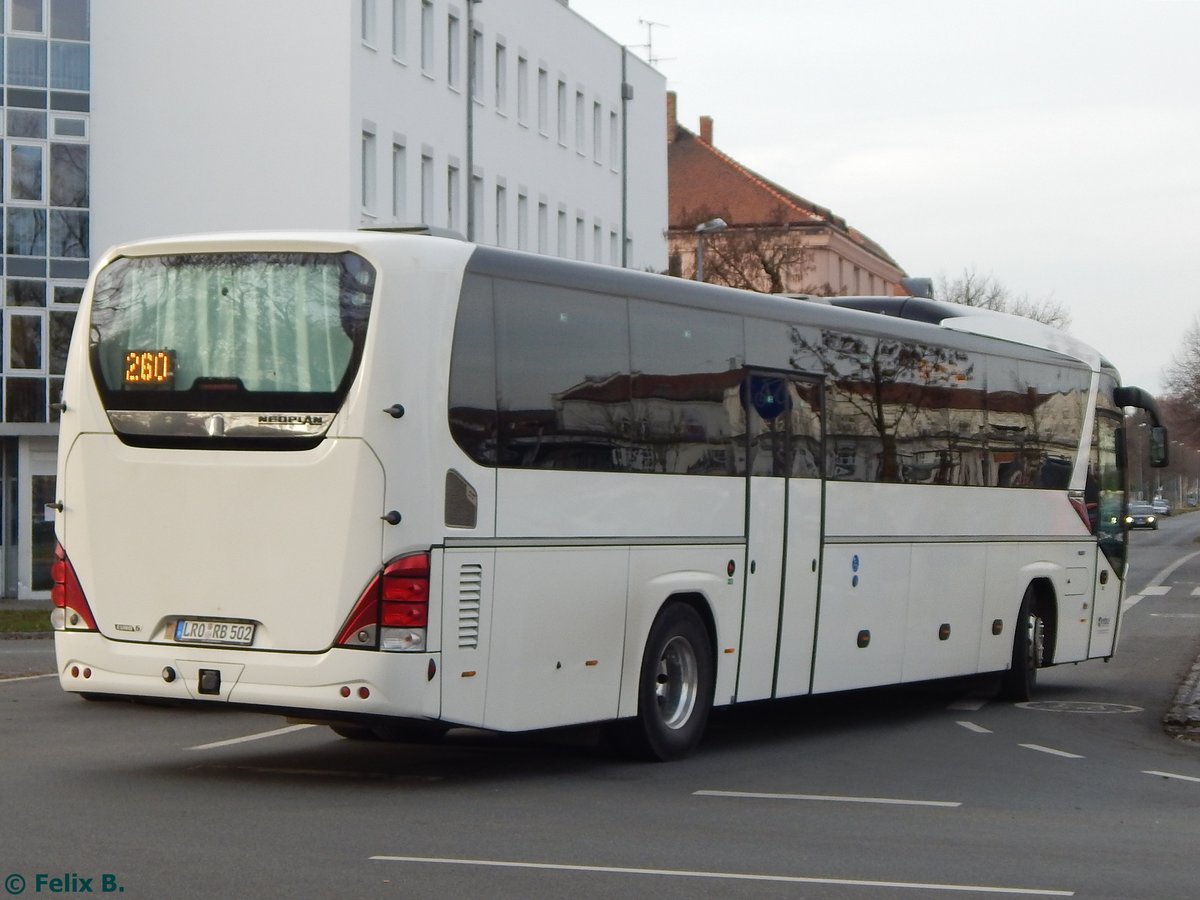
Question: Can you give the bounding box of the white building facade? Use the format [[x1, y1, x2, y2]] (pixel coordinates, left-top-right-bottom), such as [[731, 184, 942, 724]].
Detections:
[[90, 0, 667, 269], [0, 0, 666, 598]]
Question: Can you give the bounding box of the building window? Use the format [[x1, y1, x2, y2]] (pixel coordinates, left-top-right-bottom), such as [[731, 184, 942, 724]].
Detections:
[[7, 208, 47, 255], [49, 210, 87, 258], [10, 0, 45, 33], [7, 311, 45, 372], [575, 91, 584, 151], [557, 209, 567, 257], [420, 153, 434, 223], [49, 41, 88, 91], [447, 165, 460, 231], [470, 28, 483, 101], [392, 142, 407, 219], [593, 102, 602, 161], [575, 216, 584, 260], [537, 201, 548, 253], [50, 143, 88, 207], [610, 110, 619, 171], [392, 0, 407, 61], [50, 0, 88, 40], [361, 129, 377, 213], [361, 0, 377, 45], [537, 67, 548, 135], [556, 80, 567, 145], [495, 184, 507, 247], [494, 41, 507, 112], [447, 13, 461, 89], [517, 193, 529, 250], [8, 144, 45, 202], [420, 0, 434, 74], [6, 38, 48, 87], [516, 55, 528, 124]]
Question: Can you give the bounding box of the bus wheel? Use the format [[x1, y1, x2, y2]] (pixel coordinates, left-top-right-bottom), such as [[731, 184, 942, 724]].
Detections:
[[999, 588, 1045, 702], [629, 603, 714, 761]]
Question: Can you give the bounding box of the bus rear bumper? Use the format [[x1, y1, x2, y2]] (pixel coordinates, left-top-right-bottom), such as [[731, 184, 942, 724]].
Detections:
[[53, 631, 441, 720]]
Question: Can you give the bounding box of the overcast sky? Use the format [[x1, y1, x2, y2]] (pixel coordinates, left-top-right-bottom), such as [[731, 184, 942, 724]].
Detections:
[[568, 0, 1199, 396]]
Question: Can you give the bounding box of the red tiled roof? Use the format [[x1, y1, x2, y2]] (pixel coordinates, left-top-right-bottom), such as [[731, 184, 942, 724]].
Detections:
[[668, 117, 899, 269]]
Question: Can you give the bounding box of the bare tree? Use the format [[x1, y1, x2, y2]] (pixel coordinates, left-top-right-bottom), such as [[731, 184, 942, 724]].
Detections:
[[1162, 316, 1200, 444], [936, 267, 1071, 329], [675, 205, 825, 294]]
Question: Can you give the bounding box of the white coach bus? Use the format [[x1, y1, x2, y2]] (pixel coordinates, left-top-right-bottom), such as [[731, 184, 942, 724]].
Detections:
[[52, 229, 1167, 760]]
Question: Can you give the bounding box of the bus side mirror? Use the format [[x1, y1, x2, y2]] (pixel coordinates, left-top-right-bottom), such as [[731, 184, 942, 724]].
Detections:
[[1150, 426, 1169, 468]]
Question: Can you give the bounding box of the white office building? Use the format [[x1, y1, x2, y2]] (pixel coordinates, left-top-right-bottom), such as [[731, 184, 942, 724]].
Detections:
[[0, 0, 667, 598], [91, 0, 667, 267]]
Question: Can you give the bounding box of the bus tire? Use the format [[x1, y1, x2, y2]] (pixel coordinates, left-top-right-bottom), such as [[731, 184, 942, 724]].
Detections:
[[628, 603, 714, 761], [999, 588, 1044, 702]]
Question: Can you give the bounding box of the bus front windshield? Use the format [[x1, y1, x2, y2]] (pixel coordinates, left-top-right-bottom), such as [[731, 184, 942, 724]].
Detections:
[[88, 251, 375, 412]]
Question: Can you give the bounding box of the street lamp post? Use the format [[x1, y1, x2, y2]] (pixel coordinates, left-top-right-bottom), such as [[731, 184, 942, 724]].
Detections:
[[694, 217, 727, 282]]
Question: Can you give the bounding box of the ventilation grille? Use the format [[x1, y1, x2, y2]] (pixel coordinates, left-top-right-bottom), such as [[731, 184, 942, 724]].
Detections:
[[457, 563, 483, 649]]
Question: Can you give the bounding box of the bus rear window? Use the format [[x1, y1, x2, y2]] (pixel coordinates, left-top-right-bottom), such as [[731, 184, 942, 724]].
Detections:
[[89, 251, 375, 412]]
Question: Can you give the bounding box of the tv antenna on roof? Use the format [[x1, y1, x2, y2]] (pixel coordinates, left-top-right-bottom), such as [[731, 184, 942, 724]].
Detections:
[[633, 18, 673, 67]]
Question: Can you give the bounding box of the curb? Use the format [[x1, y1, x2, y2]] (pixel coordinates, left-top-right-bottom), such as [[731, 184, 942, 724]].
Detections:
[[1164, 653, 1200, 738]]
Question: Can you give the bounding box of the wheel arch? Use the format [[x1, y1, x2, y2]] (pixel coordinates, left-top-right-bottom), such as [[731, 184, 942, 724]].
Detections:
[[1025, 575, 1059, 666]]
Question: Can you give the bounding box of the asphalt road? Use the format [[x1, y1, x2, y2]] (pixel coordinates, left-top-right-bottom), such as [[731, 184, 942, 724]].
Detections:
[[2, 520, 1199, 899]]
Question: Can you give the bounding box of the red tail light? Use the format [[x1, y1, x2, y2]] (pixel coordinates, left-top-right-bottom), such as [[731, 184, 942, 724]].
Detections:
[[51, 543, 98, 631], [381, 553, 430, 628], [335, 552, 431, 648]]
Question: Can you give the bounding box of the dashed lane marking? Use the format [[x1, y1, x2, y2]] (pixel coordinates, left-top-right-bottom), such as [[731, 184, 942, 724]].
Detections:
[[186, 723, 316, 751], [694, 789, 961, 808], [369, 855, 1075, 896], [957, 721, 993, 734], [1019, 744, 1084, 759], [1143, 770, 1200, 784]]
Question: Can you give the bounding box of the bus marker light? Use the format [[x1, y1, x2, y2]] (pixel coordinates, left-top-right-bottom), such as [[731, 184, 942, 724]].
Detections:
[[83, 668, 92, 679], [427, 659, 437, 681], [992, 619, 1004, 636], [340, 686, 352, 698], [939, 624, 951, 641], [461, 671, 477, 678], [857, 630, 871, 648], [585, 660, 598, 667], [70, 666, 79, 678], [162, 667, 177, 683], [358, 687, 370, 699]]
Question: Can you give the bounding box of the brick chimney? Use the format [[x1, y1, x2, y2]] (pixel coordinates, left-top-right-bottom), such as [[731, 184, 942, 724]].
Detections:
[[699, 115, 713, 145], [667, 91, 677, 143]]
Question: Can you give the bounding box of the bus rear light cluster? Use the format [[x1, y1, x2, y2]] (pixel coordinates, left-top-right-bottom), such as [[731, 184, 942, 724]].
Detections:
[[338, 685, 371, 699], [51, 543, 98, 632], [335, 551, 430, 652]]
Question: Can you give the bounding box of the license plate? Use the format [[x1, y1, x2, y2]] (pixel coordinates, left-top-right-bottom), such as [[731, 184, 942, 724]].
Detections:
[[174, 618, 256, 646]]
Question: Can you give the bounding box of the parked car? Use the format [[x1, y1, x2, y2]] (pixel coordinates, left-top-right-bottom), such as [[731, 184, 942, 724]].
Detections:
[[1125, 503, 1159, 530], [1152, 498, 1171, 517]]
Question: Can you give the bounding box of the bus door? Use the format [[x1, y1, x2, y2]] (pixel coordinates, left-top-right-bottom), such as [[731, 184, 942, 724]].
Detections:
[[737, 373, 824, 701]]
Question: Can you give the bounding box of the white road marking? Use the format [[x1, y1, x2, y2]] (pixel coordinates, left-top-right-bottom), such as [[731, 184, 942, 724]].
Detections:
[[0, 673, 56, 683], [186, 723, 315, 750], [1150, 613, 1200, 619], [948, 698, 987, 711], [1140, 585, 1171, 596], [694, 789, 960, 808], [1191, 587, 1200, 597], [1143, 770, 1200, 784], [370, 855, 1074, 896], [957, 721, 993, 734], [1019, 744, 1084, 759], [1122, 595, 1142, 611]]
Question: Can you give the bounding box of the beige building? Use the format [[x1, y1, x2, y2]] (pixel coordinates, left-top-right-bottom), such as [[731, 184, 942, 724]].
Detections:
[[666, 93, 905, 296]]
